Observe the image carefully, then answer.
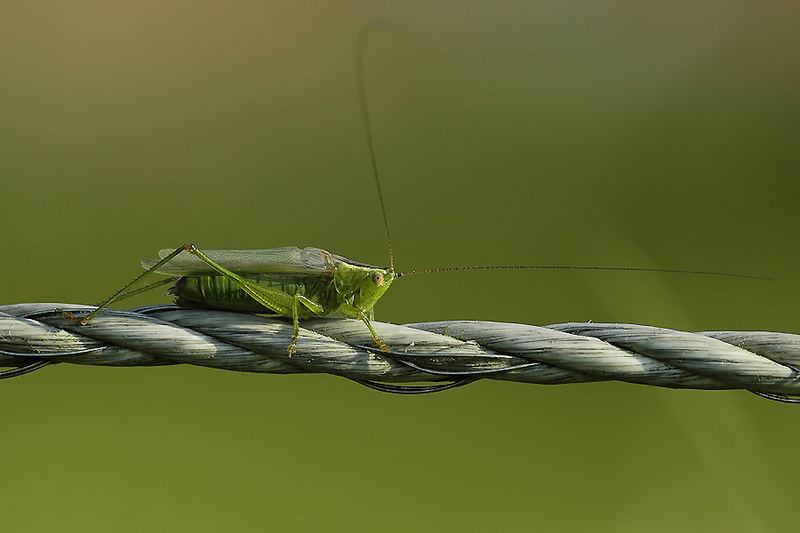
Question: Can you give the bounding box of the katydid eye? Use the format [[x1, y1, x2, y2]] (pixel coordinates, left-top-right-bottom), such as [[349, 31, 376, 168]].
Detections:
[[372, 272, 384, 285]]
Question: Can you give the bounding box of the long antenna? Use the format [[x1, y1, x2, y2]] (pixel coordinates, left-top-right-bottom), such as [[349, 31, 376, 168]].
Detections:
[[397, 264, 769, 280], [357, 23, 395, 272], [354, 25, 764, 285]]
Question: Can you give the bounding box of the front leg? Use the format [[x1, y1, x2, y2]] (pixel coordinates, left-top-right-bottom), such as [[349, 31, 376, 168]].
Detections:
[[359, 310, 390, 352], [340, 302, 389, 352]]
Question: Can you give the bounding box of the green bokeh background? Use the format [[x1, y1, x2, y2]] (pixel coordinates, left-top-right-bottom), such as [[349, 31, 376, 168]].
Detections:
[[2, 2, 799, 531]]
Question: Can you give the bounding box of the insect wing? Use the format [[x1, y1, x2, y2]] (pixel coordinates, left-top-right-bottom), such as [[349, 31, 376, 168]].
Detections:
[[141, 247, 338, 275]]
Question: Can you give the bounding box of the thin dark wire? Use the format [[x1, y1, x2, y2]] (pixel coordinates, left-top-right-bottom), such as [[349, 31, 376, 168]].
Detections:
[[350, 377, 478, 394], [398, 264, 769, 281], [356, 22, 395, 272], [354, 344, 542, 375], [0, 347, 104, 357], [0, 361, 52, 379], [749, 391, 800, 403], [747, 363, 800, 403]]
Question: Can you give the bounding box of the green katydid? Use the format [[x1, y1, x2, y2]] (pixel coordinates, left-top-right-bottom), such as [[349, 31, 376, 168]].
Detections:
[[69, 26, 764, 355], [72, 244, 398, 355]]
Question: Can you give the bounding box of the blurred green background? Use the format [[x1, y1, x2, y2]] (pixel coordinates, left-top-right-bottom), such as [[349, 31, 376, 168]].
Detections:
[[1, 1, 799, 531]]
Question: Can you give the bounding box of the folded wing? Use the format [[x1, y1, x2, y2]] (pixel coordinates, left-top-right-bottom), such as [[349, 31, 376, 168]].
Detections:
[[140, 246, 338, 276]]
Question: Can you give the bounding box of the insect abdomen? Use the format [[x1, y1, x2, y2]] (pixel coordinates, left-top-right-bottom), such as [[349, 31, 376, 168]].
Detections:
[[170, 274, 340, 315]]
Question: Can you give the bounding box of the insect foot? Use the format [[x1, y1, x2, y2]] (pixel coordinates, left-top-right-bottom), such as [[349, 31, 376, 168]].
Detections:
[[61, 311, 92, 325]]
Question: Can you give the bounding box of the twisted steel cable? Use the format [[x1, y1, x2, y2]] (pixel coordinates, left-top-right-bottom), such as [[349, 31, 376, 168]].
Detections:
[[2, 303, 799, 402]]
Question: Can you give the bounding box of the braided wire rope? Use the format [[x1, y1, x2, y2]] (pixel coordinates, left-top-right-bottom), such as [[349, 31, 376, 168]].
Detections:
[[2, 303, 799, 402]]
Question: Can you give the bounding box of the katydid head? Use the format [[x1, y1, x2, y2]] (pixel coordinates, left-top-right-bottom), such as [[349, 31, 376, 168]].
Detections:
[[356, 268, 396, 310], [333, 260, 395, 311]]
